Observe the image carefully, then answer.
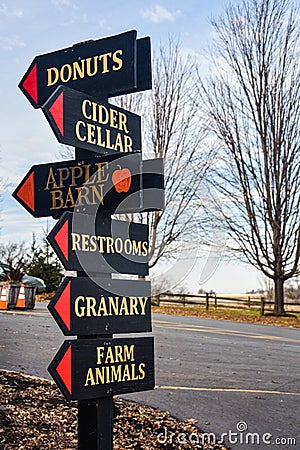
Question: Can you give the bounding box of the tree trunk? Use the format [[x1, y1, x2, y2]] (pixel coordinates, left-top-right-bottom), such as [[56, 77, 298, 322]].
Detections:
[[273, 278, 285, 315]]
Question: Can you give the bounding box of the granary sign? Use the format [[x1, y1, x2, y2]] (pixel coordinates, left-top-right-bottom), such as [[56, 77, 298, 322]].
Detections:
[[48, 276, 151, 336], [48, 337, 155, 401], [42, 86, 141, 155], [19, 30, 152, 108]]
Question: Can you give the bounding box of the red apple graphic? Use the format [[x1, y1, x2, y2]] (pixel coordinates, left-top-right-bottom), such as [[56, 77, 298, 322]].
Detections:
[[112, 166, 131, 193]]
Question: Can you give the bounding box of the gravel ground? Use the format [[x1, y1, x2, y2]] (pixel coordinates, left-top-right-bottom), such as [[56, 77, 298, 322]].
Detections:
[[0, 370, 228, 449]]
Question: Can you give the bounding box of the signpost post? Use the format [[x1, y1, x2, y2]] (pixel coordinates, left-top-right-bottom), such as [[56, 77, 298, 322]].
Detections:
[[14, 30, 164, 450]]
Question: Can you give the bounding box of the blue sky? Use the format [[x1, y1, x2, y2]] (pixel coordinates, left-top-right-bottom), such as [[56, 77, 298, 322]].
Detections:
[[0, 0, 262, 293]]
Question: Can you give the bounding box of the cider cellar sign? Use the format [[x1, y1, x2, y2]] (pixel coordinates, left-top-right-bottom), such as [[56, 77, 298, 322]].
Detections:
[[14, 30, 165, 450]]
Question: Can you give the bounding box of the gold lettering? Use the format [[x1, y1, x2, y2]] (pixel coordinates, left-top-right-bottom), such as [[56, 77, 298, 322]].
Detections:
[[75, 120, 86, 141], [76, 186, 91, 205], [57, 167, 70, 188], [99, 52, 112, 74], [124, 239, 132, 255], [112, 49, 123, 71], [108, 296, 119, 316], [114, 133, 124, 152], [60, 64, 72, 83], [114, 237, 123, 253], [95, 367, 105, 384], [74, 296, 85, 317], [86, 56, 98, 77], [118, 112, 129, 133], [130, 363, 139, 381], [81, 234, 90, 251], [139, 297, 148, 315], [89, 235, 98, 252], [90, 184, 104, 205], [97, 297, 108, 316], [98, 104, 109, 124], [114, 345, 123, 363], [85, 367, 95, 386], [132, 240, 142, 256], [94, 162, 109, 183], [86, 123, 96, 144], [96, 346, 105, 364], [110, 364, 122, 382], [129, 297, 139, 315], [63, 187, 75, 208], [71, 233, 81, 251], [106, 237, 115, 253], [123, 345, 135, 362], [119, 297, 129, 316], [109, 108, 118, 129], [97, 236, 106, 253], [124, 135, 133, 152], [45, 167, 59, 190], [70, 166, 83, 186], [72, 60, 85, 80], [86, 296, 97, 317], [82, 99, 92, 119], [138, 363, 146, 379], [47, 67, 59, 86], [50, 190, 64, 210], [122, 364, 131, 381], [142, 241, 149, 256], [105, 346, 114, 364]]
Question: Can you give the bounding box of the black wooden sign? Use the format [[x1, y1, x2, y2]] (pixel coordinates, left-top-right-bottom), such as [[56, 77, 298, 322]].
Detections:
[[42, 86, 141, 155], [48, 337, 155, 401], [48, 276, 151, 336], [47, 212, 149, 275], [19, 30, 151, 109], [12, 153, 142, 218]]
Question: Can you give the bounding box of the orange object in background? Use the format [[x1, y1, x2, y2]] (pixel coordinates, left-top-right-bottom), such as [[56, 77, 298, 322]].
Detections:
[[16, 284, 26, 308], [0, 285, 8, 309]]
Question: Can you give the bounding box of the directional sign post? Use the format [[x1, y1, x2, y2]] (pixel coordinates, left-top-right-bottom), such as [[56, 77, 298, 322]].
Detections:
[[19, 30, 151, 109], [47, 211, 149, 275], [48, 276, 152, 336], [15, 29, 164, 450], [42, 86, 142, 155], [48, 337, 155, 401]]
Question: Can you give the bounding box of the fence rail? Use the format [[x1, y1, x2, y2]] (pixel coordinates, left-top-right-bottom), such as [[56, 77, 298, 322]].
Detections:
[[152, 292, 300, 314]]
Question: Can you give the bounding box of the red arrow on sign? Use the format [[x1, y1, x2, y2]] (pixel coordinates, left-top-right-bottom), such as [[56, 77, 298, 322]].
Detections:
[[49, 342, 72, 397], [21, 63, 38, 104], [52, 280, 71, 331], [53, 215, 69, 262], [48, 90, 64, 136], [13, 170, 35, 213]]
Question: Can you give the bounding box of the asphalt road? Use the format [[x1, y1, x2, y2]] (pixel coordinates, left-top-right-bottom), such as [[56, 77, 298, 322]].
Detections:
[[1, 303, 299, 449]]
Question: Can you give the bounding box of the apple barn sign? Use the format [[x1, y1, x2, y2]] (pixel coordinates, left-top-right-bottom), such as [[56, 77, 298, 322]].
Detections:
[[14, 30, 164, 450]]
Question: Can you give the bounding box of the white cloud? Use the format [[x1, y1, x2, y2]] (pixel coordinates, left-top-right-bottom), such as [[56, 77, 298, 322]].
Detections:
[[0, 3, 23, 18], [0, 35, 25, 50], [51, 0, 78, 9], [141, 4, 182, 23]]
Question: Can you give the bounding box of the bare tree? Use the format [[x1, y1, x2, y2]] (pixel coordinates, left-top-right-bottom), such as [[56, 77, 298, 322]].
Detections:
[[199, 0, 300, 314], [113, 38, 212, 272], [0, 242, 29, 281]]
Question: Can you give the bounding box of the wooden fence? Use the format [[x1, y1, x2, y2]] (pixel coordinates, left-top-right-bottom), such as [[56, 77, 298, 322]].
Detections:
[[152, 292, 300, 315]]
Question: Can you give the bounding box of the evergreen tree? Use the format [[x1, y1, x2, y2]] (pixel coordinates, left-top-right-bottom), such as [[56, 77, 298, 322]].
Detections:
[[28, 230, 63, 292]]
